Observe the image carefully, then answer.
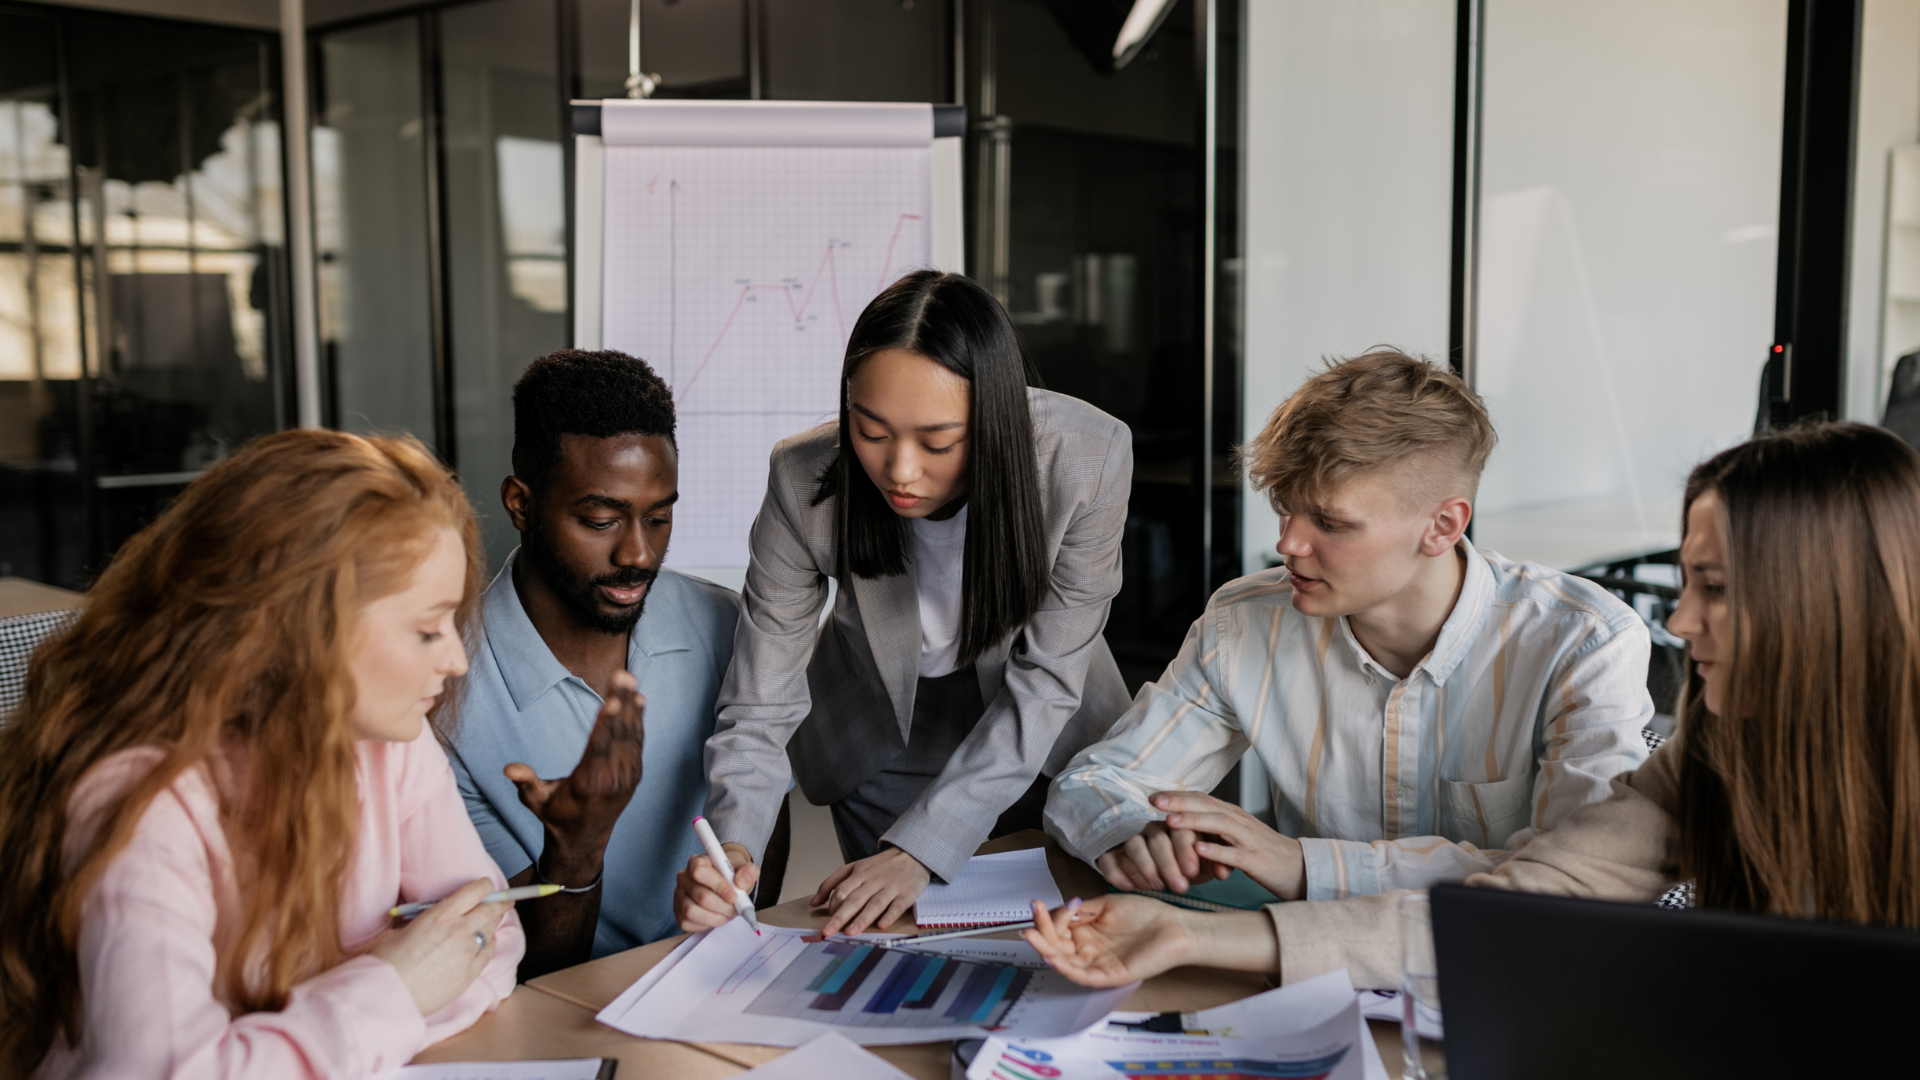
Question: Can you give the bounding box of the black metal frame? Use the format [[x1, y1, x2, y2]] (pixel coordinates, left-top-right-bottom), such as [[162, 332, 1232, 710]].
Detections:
[[1447, 0, 1482, 383], [1768, 0, 1863, 427]]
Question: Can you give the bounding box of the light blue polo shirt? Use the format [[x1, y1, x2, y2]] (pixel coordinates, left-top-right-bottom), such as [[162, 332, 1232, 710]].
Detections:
[[447, 551, 739, 956]]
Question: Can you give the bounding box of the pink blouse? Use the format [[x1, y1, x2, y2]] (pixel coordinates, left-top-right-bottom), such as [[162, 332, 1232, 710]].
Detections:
[[37, 735, 525, 1079]]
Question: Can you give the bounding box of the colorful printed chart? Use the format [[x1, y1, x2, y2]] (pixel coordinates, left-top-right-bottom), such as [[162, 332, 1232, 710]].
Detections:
[[597, 920, 1134, 1047]]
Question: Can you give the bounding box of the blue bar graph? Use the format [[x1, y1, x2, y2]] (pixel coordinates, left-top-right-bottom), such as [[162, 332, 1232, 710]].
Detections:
[[863, 952, 932, 1014], [967, 966, 1018, 1023]]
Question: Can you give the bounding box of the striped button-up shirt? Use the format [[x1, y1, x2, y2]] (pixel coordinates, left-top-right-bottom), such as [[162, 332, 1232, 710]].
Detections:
[[1045, 542, 1653, 900]]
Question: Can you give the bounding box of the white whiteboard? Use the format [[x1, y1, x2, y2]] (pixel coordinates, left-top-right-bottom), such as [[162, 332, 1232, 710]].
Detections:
[[573, 100, 966, 584]]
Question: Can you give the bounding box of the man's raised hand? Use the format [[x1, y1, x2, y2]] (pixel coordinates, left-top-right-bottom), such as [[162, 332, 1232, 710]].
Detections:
[[503, 669, 646, 881]]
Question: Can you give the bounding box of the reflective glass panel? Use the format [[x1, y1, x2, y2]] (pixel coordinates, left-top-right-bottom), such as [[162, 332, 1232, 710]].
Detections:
[[442, 0, 567, 569], [314, 18, 437, 443]]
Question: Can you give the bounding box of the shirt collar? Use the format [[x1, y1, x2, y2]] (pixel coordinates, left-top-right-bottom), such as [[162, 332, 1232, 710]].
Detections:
[[482, 549, 693, 712], [1418, 540, 1494, 682], [1334, 540, 1493, 685]]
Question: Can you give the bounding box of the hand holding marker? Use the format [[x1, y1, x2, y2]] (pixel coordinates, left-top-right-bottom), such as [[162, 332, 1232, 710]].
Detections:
[[694, 816, 761, 934], [390, 883, 562, 919]]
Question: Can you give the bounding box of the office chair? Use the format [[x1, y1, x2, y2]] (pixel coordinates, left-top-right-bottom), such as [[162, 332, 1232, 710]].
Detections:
[[1883, 349, 1920, 451], [0, 608, 75, 720]]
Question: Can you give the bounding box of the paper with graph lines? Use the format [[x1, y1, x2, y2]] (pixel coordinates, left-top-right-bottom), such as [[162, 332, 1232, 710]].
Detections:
[[595, 918, 1131, 1048], [598, 102, 935, 568]]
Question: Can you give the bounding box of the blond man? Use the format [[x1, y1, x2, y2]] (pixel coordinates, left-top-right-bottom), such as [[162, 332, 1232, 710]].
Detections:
[[1044, 349, 1652, 902]]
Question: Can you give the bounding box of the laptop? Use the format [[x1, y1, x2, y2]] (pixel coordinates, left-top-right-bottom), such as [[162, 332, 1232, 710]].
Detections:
[[1429, 883, 1920, 1079]]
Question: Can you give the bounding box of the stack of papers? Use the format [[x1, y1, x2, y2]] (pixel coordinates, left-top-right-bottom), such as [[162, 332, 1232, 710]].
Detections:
[[917, 849, 1065, 928]]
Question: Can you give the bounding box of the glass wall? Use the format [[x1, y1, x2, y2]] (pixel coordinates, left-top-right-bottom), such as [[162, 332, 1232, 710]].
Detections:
[[1851, 0, 1920, 423], [1237, 0, 1457, 576], [0, 7, 287, 589], [442, 0, 567, 564], [313, 17, 436, 441], [578, 0, 751, 100], [1470, 0, 1786, 570], [0, 8, 84, 585], [981, 0, 1206, 686]]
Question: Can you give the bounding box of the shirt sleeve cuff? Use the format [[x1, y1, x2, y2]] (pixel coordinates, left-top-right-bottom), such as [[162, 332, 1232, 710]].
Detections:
[[1299, 837, 1383, 901], [1264, 893, 1406, 990], [295, 954, 429, 1075]]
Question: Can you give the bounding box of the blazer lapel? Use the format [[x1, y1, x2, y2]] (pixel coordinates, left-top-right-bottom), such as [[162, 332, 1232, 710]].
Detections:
[[850, 569, 920, 741]]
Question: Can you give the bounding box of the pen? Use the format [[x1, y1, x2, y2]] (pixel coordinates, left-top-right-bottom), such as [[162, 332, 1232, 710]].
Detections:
[[693, 816, 760, 934], [389, 883, 562, 919]]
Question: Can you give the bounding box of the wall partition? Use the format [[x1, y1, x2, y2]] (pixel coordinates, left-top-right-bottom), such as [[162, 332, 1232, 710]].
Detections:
[[1237, 0, 1456, 576], [1469, 0, 1787, 570], [1237, 0, 1791, 574]]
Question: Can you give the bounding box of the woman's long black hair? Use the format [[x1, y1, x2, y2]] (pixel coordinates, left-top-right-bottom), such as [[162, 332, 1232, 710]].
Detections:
[[813, 270, 1049, 667]]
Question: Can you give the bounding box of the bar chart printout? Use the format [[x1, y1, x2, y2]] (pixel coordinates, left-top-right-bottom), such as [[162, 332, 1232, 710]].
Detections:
[[595, 920, 1134, 1048], [744, 941, 1031, 1028]]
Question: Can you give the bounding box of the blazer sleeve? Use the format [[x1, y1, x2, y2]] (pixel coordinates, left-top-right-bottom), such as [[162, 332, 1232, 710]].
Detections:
[[884, 425, 1134, 881], [702, 443, 832, 861]]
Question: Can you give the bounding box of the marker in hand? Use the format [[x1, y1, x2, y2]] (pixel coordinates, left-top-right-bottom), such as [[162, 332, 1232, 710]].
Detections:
[[389, 883, 561, 919], [693, 816, 760, 935]]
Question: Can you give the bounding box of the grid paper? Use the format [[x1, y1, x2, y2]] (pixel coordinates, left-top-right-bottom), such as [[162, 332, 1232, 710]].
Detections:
[[601, 144, 932, 568], [915, 848, 1066, 928]]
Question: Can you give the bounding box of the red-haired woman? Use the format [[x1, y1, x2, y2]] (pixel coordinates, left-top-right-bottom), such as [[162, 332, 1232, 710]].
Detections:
[[0, 430, 534, 1077]]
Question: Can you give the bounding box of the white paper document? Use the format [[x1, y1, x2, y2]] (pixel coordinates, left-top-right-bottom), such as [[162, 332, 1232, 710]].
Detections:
[[735, 1032, 915, 1079], [595, 918, 1132, 1047], [916, 849, 1066, 928], [969, 971, 1388, 1080], [384, 1060, 608, 1080], [1355, 988, 1442, 1041]]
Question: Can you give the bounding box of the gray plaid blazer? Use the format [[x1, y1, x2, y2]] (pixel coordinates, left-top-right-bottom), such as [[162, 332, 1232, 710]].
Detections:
[[703, 388, 1134, 882]]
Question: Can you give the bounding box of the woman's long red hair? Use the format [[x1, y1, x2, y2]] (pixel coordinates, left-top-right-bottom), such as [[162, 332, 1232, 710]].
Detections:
[[0, 430, 482, 1074]]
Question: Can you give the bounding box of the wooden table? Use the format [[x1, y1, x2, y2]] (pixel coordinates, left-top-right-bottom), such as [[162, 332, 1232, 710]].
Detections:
[[419, 831, 1425, 1077]]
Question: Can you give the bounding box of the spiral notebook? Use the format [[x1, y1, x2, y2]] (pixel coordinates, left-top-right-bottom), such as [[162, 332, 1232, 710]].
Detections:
[[914, 848, 1065, 928]]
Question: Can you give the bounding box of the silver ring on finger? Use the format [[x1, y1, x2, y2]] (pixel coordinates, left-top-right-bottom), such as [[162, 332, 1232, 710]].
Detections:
[[473, 930, 489, 953]]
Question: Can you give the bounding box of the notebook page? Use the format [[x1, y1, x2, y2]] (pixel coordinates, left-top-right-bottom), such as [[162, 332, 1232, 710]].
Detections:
[[916, 848, 1065, 927]]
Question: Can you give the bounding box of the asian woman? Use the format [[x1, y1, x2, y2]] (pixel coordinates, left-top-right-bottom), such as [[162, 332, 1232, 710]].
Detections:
[[674, 270, 1135, 936]]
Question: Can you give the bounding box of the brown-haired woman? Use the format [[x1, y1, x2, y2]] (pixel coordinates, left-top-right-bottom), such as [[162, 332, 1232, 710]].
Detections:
[[0, 430, 528, 1077], [1022, 420, 1920, 988]]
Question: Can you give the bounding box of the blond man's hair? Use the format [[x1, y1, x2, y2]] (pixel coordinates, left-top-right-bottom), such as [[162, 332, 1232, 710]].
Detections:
[[1240, 349, 1496, 515]]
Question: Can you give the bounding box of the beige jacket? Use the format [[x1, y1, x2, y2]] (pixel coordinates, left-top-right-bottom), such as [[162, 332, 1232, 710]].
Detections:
[[1269, 739, 1682, 988]]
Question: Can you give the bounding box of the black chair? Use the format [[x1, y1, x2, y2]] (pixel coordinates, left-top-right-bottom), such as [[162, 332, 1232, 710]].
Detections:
[[1883, 348, 1920, 451]]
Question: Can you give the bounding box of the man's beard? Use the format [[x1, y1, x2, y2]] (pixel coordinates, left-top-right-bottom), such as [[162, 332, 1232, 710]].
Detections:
[[522, 515, 659, 636]]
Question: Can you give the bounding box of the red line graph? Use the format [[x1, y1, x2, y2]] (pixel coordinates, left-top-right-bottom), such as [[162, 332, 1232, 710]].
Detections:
[[875, 213, 923, 292], [677, 213, 922, 405]]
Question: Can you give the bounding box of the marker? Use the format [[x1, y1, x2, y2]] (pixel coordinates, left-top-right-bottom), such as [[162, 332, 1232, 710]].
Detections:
[[693, 816, 760, 934], [389, 883, 561, 919]]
